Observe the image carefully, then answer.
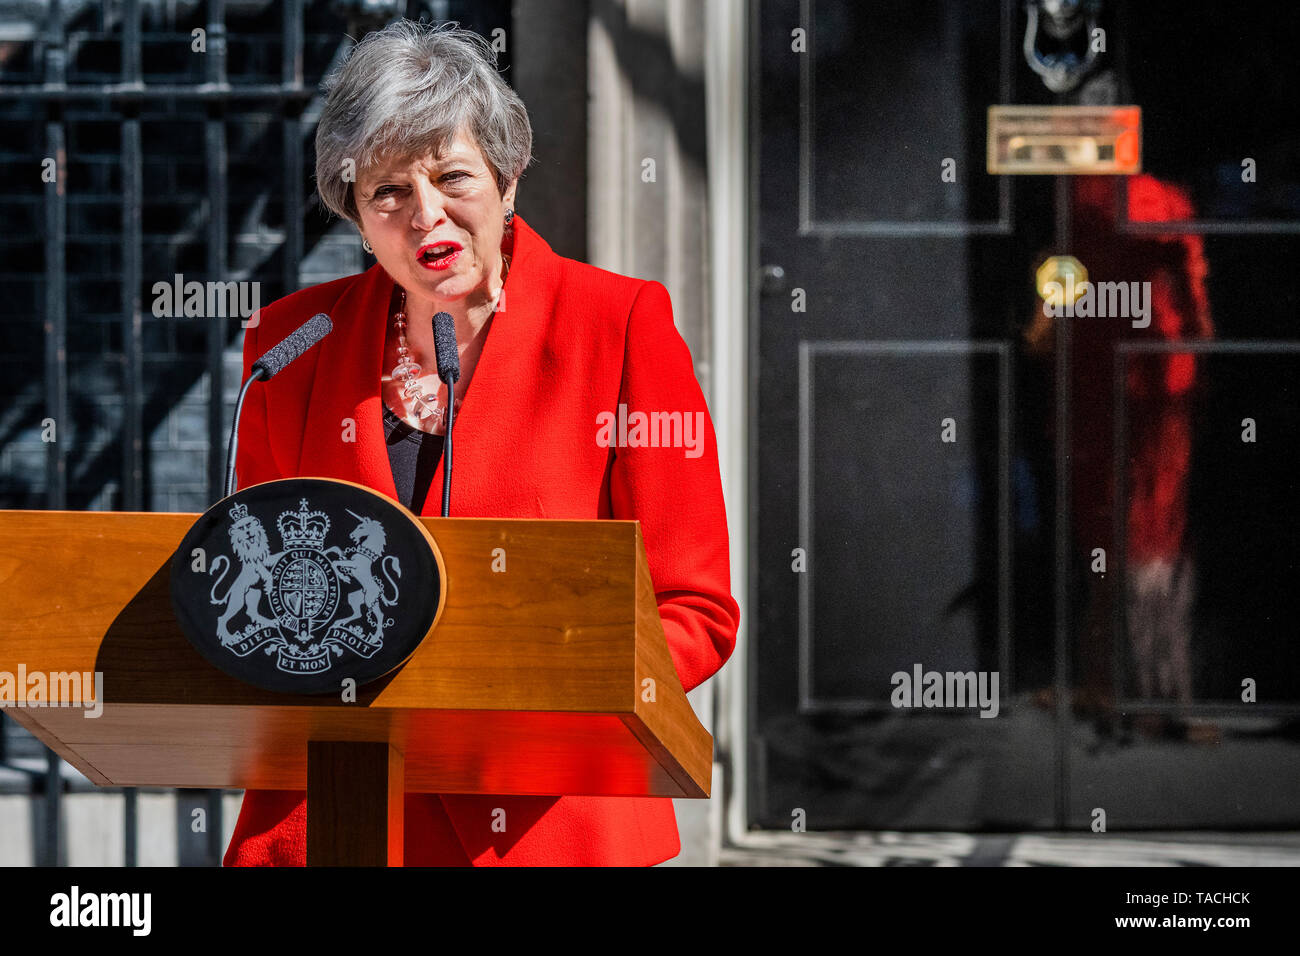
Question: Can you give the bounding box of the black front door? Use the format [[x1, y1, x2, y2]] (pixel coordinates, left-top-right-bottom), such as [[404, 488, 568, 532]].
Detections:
[[751, 0, 1300, 833]]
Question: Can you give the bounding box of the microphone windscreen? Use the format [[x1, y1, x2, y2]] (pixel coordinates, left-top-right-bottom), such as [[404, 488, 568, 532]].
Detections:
[[432, 311, 461, 384], [252, 313, 332, 380]]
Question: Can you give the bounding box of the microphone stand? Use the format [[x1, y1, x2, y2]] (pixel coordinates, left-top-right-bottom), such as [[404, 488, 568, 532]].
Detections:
[[224, 373, 261, 500], [440, 376, 456, 518]]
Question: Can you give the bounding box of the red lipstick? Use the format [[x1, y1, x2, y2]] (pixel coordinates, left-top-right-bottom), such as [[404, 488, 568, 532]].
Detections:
[[416, 241, 462, 270]]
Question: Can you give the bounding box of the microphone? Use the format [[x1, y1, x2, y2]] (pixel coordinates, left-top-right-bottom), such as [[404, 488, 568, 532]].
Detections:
[[251, 312, 333, 380], [225, 313, 333, 499], [431, 311, 460, 517], [432, 311, 461, 383]]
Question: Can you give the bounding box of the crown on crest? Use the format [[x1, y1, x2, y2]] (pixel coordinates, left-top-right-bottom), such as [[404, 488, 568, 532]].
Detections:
[[228, 501, 249, 522], [277, 498, 329, 550]]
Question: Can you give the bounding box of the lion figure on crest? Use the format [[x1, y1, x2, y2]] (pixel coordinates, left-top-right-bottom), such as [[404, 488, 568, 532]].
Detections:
[[209, 511, 281, 645]]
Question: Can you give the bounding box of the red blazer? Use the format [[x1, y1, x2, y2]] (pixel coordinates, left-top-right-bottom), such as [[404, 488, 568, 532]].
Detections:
[[222, 216, 739, 866]]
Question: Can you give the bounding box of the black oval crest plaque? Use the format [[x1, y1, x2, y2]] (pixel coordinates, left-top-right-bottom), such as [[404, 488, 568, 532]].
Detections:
[[169, 477, 444, 695]]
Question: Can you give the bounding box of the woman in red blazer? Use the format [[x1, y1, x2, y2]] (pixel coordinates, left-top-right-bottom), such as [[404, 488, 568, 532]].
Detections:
[[222, 21, 738, 866]]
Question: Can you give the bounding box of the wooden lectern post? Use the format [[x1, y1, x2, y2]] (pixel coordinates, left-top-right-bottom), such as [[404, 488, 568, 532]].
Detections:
[[0, 508, 712, 866], [307, 742, 404, 866]]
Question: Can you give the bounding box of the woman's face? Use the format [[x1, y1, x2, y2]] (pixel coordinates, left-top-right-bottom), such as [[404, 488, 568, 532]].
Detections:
[[355, 129, 516, 311]]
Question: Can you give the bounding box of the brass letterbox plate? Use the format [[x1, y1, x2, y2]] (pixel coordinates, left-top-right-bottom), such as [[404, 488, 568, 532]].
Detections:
[[987, 105, 1142, 175]]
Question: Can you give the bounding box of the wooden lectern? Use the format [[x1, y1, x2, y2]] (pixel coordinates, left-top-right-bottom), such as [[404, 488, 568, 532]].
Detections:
[[0, 509, 711, 865]]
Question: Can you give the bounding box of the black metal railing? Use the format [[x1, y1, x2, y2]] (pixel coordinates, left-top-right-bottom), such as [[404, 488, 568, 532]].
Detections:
[[0, 0, 343, 868]]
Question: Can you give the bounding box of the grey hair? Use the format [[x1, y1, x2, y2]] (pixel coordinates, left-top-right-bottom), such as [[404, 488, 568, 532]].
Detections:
[[314, 20, 532, 224]]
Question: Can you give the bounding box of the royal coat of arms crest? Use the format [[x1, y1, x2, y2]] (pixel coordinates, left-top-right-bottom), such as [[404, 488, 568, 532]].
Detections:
[[170, 478, 442, 694]]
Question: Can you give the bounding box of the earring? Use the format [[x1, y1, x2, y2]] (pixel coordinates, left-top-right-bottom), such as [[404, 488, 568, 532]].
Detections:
[[503, 208, 514, 227], [362, 237, 373, 254]]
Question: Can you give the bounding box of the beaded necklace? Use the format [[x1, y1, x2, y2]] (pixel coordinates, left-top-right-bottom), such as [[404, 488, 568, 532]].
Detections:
[[385, 254, 509, 432]]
